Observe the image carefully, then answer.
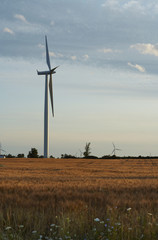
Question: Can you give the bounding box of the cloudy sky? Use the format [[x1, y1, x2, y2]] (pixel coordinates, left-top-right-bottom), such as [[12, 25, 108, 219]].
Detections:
[[1, 0, 158, 157]]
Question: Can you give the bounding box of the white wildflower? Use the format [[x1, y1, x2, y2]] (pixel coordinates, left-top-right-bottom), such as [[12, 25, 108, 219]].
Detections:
[[5, 226, 12, 230], [94, 218, 100, 222], [127, 208, 132, 211], [19, 225, 24, 228], [115, 222, 121, 226], [50, 223, 55, 227], [65, 236, 70, 239], [32, 230, 37, 234]]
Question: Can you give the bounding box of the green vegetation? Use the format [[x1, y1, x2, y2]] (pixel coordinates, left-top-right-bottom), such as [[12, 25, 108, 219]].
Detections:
[[61, 153, 76, 158], [83, 142, 91, 158], [27, 148, 38, 158], [17, 153, 25, 158], [0, 208, 158, 240], [4, 143, 158, 159]]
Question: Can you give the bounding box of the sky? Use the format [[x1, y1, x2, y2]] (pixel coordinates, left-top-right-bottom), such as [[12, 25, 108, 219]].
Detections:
[[1, 0, 158, 157]]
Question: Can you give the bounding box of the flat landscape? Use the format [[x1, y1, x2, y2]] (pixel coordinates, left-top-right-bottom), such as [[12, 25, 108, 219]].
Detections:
[[0, 158, 158, 239]]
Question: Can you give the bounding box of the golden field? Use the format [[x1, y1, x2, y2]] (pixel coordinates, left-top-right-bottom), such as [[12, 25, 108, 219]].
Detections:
[[0, 157, 158, 209], [0, 157, 158, 239]]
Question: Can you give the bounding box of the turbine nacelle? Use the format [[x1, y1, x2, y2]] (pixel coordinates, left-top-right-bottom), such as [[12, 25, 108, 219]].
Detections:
[[37, 70, 56, 75], [37, 66, 59, 75]]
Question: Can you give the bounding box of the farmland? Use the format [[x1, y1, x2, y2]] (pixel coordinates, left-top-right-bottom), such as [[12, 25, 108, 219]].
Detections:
[[0, 158, 158, 239]]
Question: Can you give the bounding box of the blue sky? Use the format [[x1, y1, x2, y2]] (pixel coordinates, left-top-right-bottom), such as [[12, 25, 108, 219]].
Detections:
[[1, 0, 158, 157]]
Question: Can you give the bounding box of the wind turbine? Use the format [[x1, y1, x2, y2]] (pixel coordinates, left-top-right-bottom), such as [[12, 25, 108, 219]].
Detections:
[[0, 143, 6, 156], [37, 36, 59, 158], [111, 142, 121, 156]]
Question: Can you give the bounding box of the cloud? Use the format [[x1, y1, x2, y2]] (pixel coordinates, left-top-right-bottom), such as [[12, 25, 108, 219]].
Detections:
[[71, 56, 77, 60], [38, 44, 45, 49], [101, 0, 119, 10], [49, 51, 56, 57], [14, 14, 28, 23], [99, 48, 113, 53], [99, 48, 121, 54], [101, 0, 148, 14], [130, 43, 158, 56], [50, 21, 55, 26], [38, 43, 63, 58], [128, 62, 145, 73], [42, 51, 56, 58], [3, 27, 14, 35], [57, 53, 64, 58], [123, 1, 145, 12], [83, 54, 89, 60]]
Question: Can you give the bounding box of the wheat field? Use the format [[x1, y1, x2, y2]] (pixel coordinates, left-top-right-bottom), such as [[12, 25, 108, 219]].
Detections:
[[0, 158, 158, 239]]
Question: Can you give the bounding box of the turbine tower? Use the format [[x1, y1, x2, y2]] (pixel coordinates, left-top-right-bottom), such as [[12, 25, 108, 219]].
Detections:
[[37, 36, 59, 158]]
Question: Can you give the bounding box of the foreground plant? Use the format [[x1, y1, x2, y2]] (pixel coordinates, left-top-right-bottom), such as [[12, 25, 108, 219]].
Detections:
[[0, 208, 158, 240]]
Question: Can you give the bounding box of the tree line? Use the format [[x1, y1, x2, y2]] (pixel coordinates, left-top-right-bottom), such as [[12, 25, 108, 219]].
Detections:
[[5, 143, 93, 158], [5, 148, 53, 158], [3, 143, 156, 159]]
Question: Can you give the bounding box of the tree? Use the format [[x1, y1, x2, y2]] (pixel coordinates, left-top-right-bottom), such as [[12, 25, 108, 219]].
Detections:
[[61, 154, 76, 159], [27, 148, 38, 158], [17, 153, 25, 158], [83, 142, 91, 158], [6, 154, 15, 158]]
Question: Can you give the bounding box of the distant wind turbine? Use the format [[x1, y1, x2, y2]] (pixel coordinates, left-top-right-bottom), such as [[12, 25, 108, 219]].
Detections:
[[0, 143, 6, 156], [111, 142, 121, 156], [37, 36, 59, 158]]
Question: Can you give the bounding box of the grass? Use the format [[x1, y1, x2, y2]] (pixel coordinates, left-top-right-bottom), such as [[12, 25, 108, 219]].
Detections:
[[0, 158, 158, 239]]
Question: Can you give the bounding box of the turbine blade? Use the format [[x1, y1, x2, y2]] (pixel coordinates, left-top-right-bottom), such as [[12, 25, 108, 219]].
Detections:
[[1, 149, 6, 152], [111, 150, 115, 155], [45, 35, 51, 70], [51, 66, 59, 72], [49, 74, 54, 117]]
